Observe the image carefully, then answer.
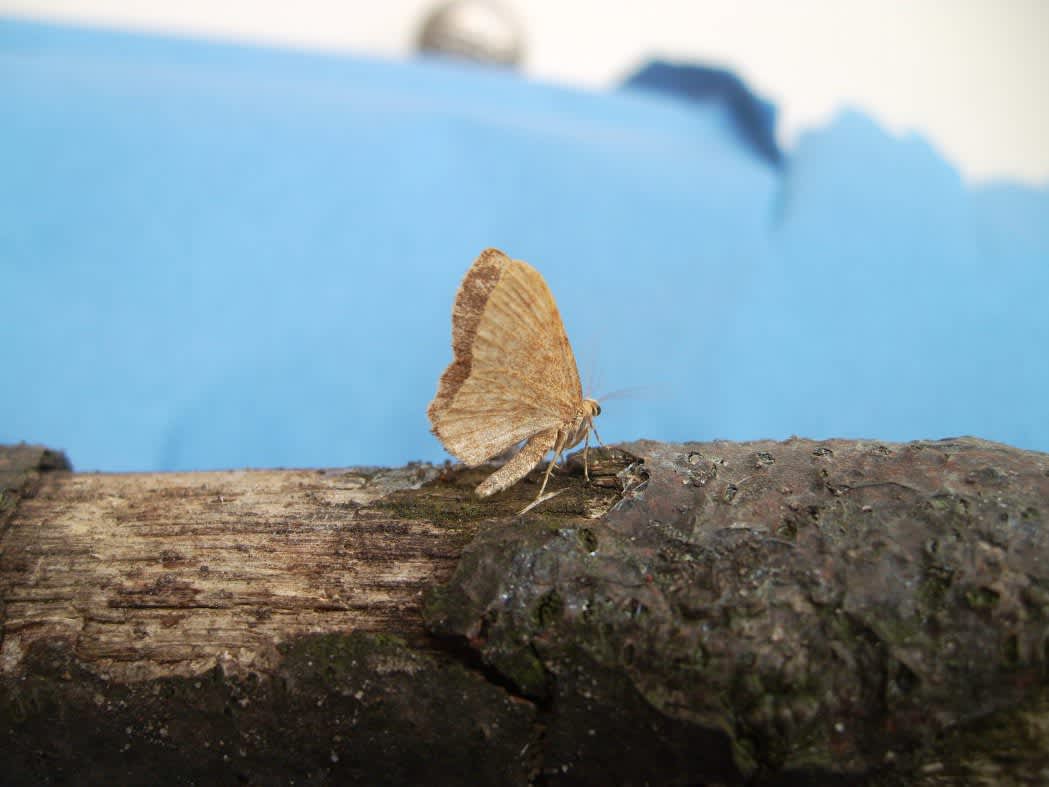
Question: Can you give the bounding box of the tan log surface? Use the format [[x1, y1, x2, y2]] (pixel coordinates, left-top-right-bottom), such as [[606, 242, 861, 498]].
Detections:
[[0, 454, 460, 681]]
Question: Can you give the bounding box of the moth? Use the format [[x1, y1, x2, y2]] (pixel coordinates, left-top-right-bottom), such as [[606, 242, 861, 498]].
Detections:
[[428, 248, 601, 507]]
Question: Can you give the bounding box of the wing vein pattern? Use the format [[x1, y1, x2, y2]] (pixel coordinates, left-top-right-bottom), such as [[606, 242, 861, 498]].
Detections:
[[429, 249, 583, 466]]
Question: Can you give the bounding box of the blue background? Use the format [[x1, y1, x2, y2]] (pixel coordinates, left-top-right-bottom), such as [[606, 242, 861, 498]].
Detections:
[[2, 18, 1047, 471]]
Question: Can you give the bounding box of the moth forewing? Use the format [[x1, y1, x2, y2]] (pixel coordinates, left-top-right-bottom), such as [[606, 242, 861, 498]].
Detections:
[[428, 249, 601, 509]]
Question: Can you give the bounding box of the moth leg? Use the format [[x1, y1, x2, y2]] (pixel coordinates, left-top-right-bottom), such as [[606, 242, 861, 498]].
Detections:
[[476, 429, 558, 498], [537, 430, 570, 499], [583, 427, 590, 482], [581, 417, 605, 482], [518, 488, 568, 516], [590, 419, 604, 448], [537, 458, 557, 498]]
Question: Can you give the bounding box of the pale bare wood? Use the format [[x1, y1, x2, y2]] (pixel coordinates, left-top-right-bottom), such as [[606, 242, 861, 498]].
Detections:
[[0, 463, 459, 682]]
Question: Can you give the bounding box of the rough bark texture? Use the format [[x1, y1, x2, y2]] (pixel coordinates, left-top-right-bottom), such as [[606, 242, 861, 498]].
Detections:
[[2, 438, 1048, 785]]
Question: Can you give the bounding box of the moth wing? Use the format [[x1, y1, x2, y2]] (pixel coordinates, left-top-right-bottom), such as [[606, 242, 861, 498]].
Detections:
[[428, 248, 508, 419], [429, 252, 583, 465]]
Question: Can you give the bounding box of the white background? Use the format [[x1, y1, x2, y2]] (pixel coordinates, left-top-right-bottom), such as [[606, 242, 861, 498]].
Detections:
[[4, 0, 1047, 184]]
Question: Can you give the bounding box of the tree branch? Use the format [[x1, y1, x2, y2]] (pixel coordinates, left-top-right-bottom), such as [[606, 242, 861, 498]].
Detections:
[[2, 438, 1047, 785]]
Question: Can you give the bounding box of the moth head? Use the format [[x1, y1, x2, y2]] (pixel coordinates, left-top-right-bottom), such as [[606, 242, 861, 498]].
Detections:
[[582, 398, 601, 417]]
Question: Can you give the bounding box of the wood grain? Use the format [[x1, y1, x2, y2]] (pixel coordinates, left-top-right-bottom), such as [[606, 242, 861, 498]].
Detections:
[[1, 463, 459, 681]]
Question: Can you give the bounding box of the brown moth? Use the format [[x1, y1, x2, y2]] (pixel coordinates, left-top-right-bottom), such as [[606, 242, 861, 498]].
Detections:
[[428, 248, 601, 505]]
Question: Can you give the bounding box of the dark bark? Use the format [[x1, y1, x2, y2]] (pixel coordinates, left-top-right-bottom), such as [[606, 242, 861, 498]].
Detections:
[[1, 438, 1048, 785]]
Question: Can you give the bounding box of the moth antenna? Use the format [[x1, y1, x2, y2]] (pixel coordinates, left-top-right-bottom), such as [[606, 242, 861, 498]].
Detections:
[[578, 333, 604, 399], [594, 384, 669, 403]]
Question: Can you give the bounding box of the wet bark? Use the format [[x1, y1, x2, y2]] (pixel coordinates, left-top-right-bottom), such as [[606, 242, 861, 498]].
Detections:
[[1, 438, 1048, 785]]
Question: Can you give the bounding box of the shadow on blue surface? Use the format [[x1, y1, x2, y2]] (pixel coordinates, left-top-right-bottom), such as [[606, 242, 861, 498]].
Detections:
[[622, 60, 782, 168], [2, 18, 1047, 471]]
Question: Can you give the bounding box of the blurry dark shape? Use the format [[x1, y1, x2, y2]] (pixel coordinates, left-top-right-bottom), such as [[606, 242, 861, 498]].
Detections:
[[417, 0, 524, 67], [623, 60, 783, 168]]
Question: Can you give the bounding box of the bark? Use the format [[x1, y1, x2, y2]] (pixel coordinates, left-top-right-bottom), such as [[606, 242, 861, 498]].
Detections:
[[1, 438, 1048, 785]]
